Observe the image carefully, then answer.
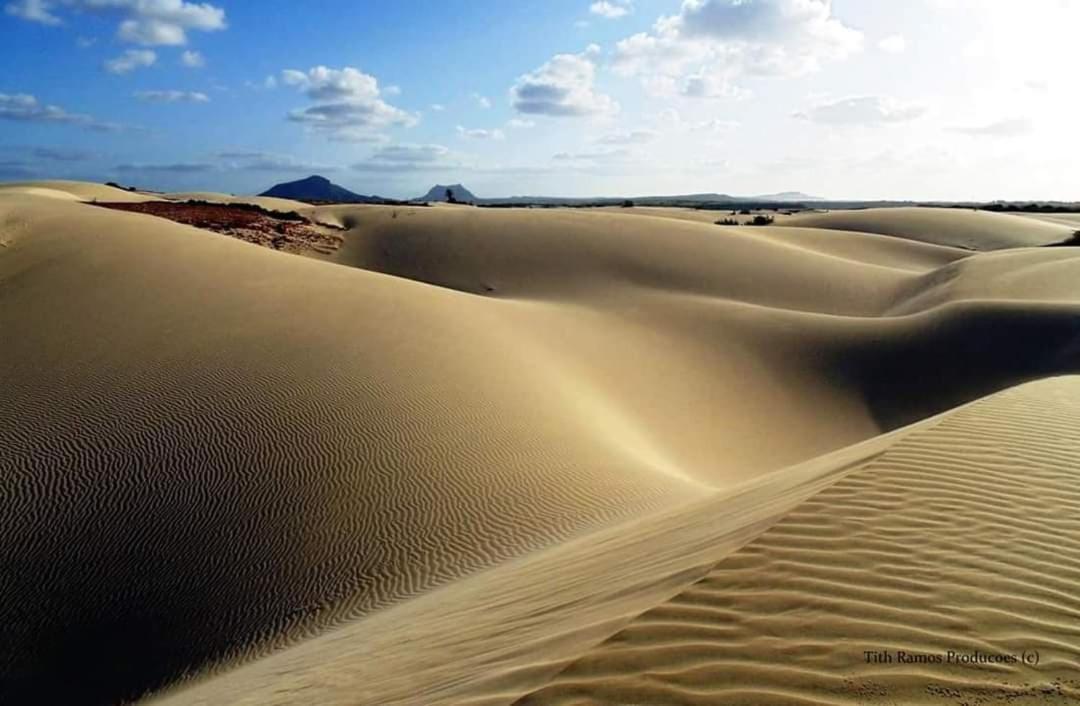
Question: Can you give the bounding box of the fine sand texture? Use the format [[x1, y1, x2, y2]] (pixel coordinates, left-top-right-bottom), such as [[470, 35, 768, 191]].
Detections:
[[2, 184, 1080, 704]]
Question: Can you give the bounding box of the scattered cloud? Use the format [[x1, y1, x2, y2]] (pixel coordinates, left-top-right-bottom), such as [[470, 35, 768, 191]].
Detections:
[[794, 95, 926, 125], [596, 129, 656, 145], [9, 0, 227, 45], [472, 92, 492, 109], [878, 34, 907, 53], [76, 35, 96, 48], [104, 49, 157, 74], [507, 118, 535, 128], [115, 162, 216, 173], [135, 89, 209, 103], [214, 151, 340, 173], [282, 65, 417, 142], [510, 44, 617, 117], [33, 146, 95, 161], [589, 0, 631, 19], [949, 118, 1033, 137], [5, 0, 60, 25], [0, 92, 130, 131], [552, 148, 633, 162], [180, 49, 205, 68], [430, 103, 446, 112], [353, 143, 464, 173], [613, 0, 862, 97], [457, 125, 505, 140]]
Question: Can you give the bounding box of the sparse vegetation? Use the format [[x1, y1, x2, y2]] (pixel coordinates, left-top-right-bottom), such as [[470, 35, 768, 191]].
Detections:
[[750, 215, 774, 226], [621, 199, 635, 208], [715, 218, 740, 226], [1047, 230, 1080, 247]]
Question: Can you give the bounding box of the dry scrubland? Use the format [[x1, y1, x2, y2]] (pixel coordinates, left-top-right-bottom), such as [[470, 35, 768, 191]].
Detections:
[[2, 181, 1080, 705]]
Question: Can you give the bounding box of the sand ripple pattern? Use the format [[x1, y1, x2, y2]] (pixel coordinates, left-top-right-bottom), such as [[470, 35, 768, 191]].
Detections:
[[520, 377, 1080, 705]]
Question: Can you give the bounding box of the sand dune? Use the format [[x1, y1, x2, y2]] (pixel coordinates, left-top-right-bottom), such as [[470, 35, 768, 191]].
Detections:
[[520, 377, 1080, 705], [2, 183, 1080, 704], [0, 179, 164, 203], [779, 206, 1075, 250]]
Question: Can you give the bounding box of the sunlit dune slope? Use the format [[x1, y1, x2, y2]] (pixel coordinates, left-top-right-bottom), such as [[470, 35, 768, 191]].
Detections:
[[0, 179, 164, 203], [779, 206, 1074, 249], [520, 377, 1080, 706]]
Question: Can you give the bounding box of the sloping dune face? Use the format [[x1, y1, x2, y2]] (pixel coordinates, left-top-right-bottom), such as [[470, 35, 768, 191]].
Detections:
[[520, 378, 1080, 705], [3, 189, 1080, 704], [780, 206, 1075, 250]]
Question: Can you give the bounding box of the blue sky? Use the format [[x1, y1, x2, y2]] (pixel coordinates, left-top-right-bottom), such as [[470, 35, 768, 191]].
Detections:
[[2, 1, 1076, 199]]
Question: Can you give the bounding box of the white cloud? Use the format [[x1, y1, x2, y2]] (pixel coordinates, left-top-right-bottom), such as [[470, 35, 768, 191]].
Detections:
[[794, 95, 926, 126], [282, 65, 417, 142], [949, 118, 1033, 138], [614, 0, 862, 97], [134, 89, 209, 103], [430, 103, 446, 111], [0, 92, 129, 131], [5, 0, 60, 25], [472, 92, 492, 109], [589, 0, 631, 19], [76, 35, 96, 47], [507, 118, 535, 128], [11, 0, 228, 45], [877, 34, 906, 53], [510, 44, 617, 117], [103, 49, 158, 74], [597, 129, 656, 145], [457, 125, 505, 140], [552, 148, 632, 162], [180, 49, 205, 67]]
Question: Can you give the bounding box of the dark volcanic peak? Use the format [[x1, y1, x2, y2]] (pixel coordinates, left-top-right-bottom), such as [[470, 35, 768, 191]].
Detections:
[[260, 175, 384, 204], [417, 184, 478, 203]]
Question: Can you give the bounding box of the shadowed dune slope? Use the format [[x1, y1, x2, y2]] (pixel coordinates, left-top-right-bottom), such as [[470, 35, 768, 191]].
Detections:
[[520, 377, 1080, 706], [3, 189, 1080, 704], [779, 206, 1074, 250]]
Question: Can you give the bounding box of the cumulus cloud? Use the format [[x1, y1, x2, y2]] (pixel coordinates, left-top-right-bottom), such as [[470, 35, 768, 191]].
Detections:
[[282, 65, 417, 142], [596, 129, 656, 145], [878, 34, 906, 53], [0, 92, 129, 131], [104, 48, 157, 74], [8, 0, 227, 45], [949, 118, 1032, 137], [614, 0, 862, 97], [794, 95, 926, 125], [180, 49, 205, 67], [457, 125, 505, 140], [589, 0, 631, 19], [472, 92, 492, 109], [5, 0, 60, 25], [134, 89, 209, 103], [510, 44, 617, 117]]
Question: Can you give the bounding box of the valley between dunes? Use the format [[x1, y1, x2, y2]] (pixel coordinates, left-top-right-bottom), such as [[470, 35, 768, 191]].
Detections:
[[2, 181, 1080, 705]]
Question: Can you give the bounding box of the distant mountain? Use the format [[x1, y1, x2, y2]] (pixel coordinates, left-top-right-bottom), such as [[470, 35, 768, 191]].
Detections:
[[417, 184, 479, 203], [259, 175, 386, 203]]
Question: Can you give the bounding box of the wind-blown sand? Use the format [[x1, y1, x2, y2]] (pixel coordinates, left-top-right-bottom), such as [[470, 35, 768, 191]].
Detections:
[[2, 181, 1079, 705]]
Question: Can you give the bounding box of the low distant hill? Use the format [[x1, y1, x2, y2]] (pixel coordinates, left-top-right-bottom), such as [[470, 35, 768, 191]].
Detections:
[[260, 175, 388, 204], [416, 184, 479, 203]]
